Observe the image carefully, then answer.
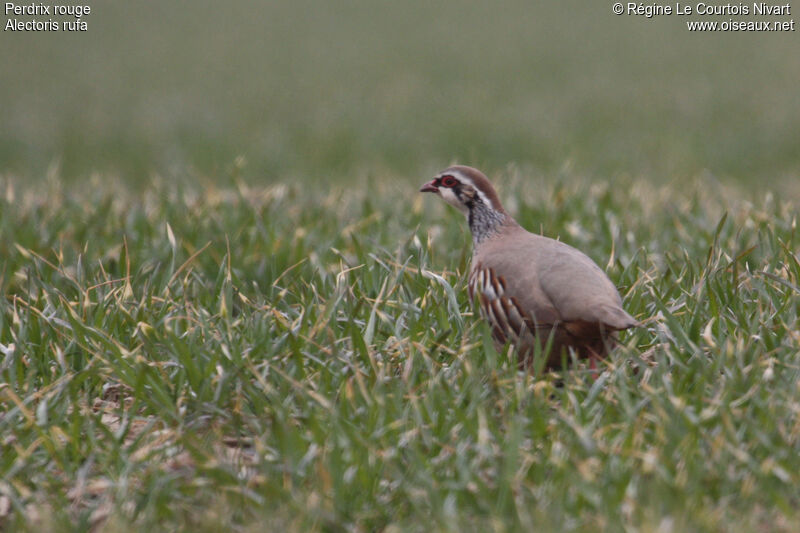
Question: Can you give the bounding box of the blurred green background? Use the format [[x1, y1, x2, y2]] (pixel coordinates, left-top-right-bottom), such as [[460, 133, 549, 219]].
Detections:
[[1, 1, 798, 185]]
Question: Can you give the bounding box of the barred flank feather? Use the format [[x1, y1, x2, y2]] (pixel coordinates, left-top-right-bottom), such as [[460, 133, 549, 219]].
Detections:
[[470, 266, 529, 345], [470, 264, 622, 370]]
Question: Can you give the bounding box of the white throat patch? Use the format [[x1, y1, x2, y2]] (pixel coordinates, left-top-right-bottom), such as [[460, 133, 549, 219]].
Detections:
[[439, 186, 468, 214]]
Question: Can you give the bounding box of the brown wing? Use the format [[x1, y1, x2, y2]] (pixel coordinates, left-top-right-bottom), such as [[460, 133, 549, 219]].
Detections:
[[475, 226, 638, 332], [469, 265, 615, 366], [470, 226, 638, 367]]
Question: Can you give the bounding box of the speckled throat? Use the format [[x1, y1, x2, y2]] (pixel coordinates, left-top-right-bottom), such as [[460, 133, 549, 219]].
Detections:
[[468, 201, 508, 247]]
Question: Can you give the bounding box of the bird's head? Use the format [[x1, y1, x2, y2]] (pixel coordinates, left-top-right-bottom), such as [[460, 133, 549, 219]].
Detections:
[[419, 165, 505, 217]]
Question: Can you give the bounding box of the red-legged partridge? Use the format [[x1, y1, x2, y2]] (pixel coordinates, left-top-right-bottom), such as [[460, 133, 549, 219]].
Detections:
[[420, 165, 638, 369]]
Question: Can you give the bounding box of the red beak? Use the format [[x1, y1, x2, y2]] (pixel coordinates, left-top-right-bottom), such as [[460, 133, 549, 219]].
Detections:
[[419, 180, 439, 193]]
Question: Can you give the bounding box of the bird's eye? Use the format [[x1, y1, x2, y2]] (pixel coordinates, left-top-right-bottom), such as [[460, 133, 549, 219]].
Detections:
[[441, 176, 457, 187]]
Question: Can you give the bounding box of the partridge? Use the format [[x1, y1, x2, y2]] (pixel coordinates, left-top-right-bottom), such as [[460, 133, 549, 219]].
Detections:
[[420, 165, 638, 370]]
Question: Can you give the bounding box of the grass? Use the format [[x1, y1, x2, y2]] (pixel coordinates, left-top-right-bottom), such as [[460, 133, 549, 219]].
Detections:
[[1, 169, 799, 531], [2, 1, 800, 529]]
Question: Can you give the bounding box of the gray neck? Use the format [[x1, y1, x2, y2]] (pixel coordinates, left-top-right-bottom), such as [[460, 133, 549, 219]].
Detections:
[[468, 202, 507, 246]]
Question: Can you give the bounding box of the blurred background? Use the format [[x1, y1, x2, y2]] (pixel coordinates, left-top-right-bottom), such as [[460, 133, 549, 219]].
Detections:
[[1, 0, 798, 187]]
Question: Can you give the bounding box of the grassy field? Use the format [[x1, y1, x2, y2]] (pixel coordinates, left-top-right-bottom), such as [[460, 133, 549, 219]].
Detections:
[[2, 1, 800, 531], [2, 172, 799, 531]]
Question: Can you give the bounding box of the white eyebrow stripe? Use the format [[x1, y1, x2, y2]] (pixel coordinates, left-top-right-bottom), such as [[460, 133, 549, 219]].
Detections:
[[476, 191, 493, 209]]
